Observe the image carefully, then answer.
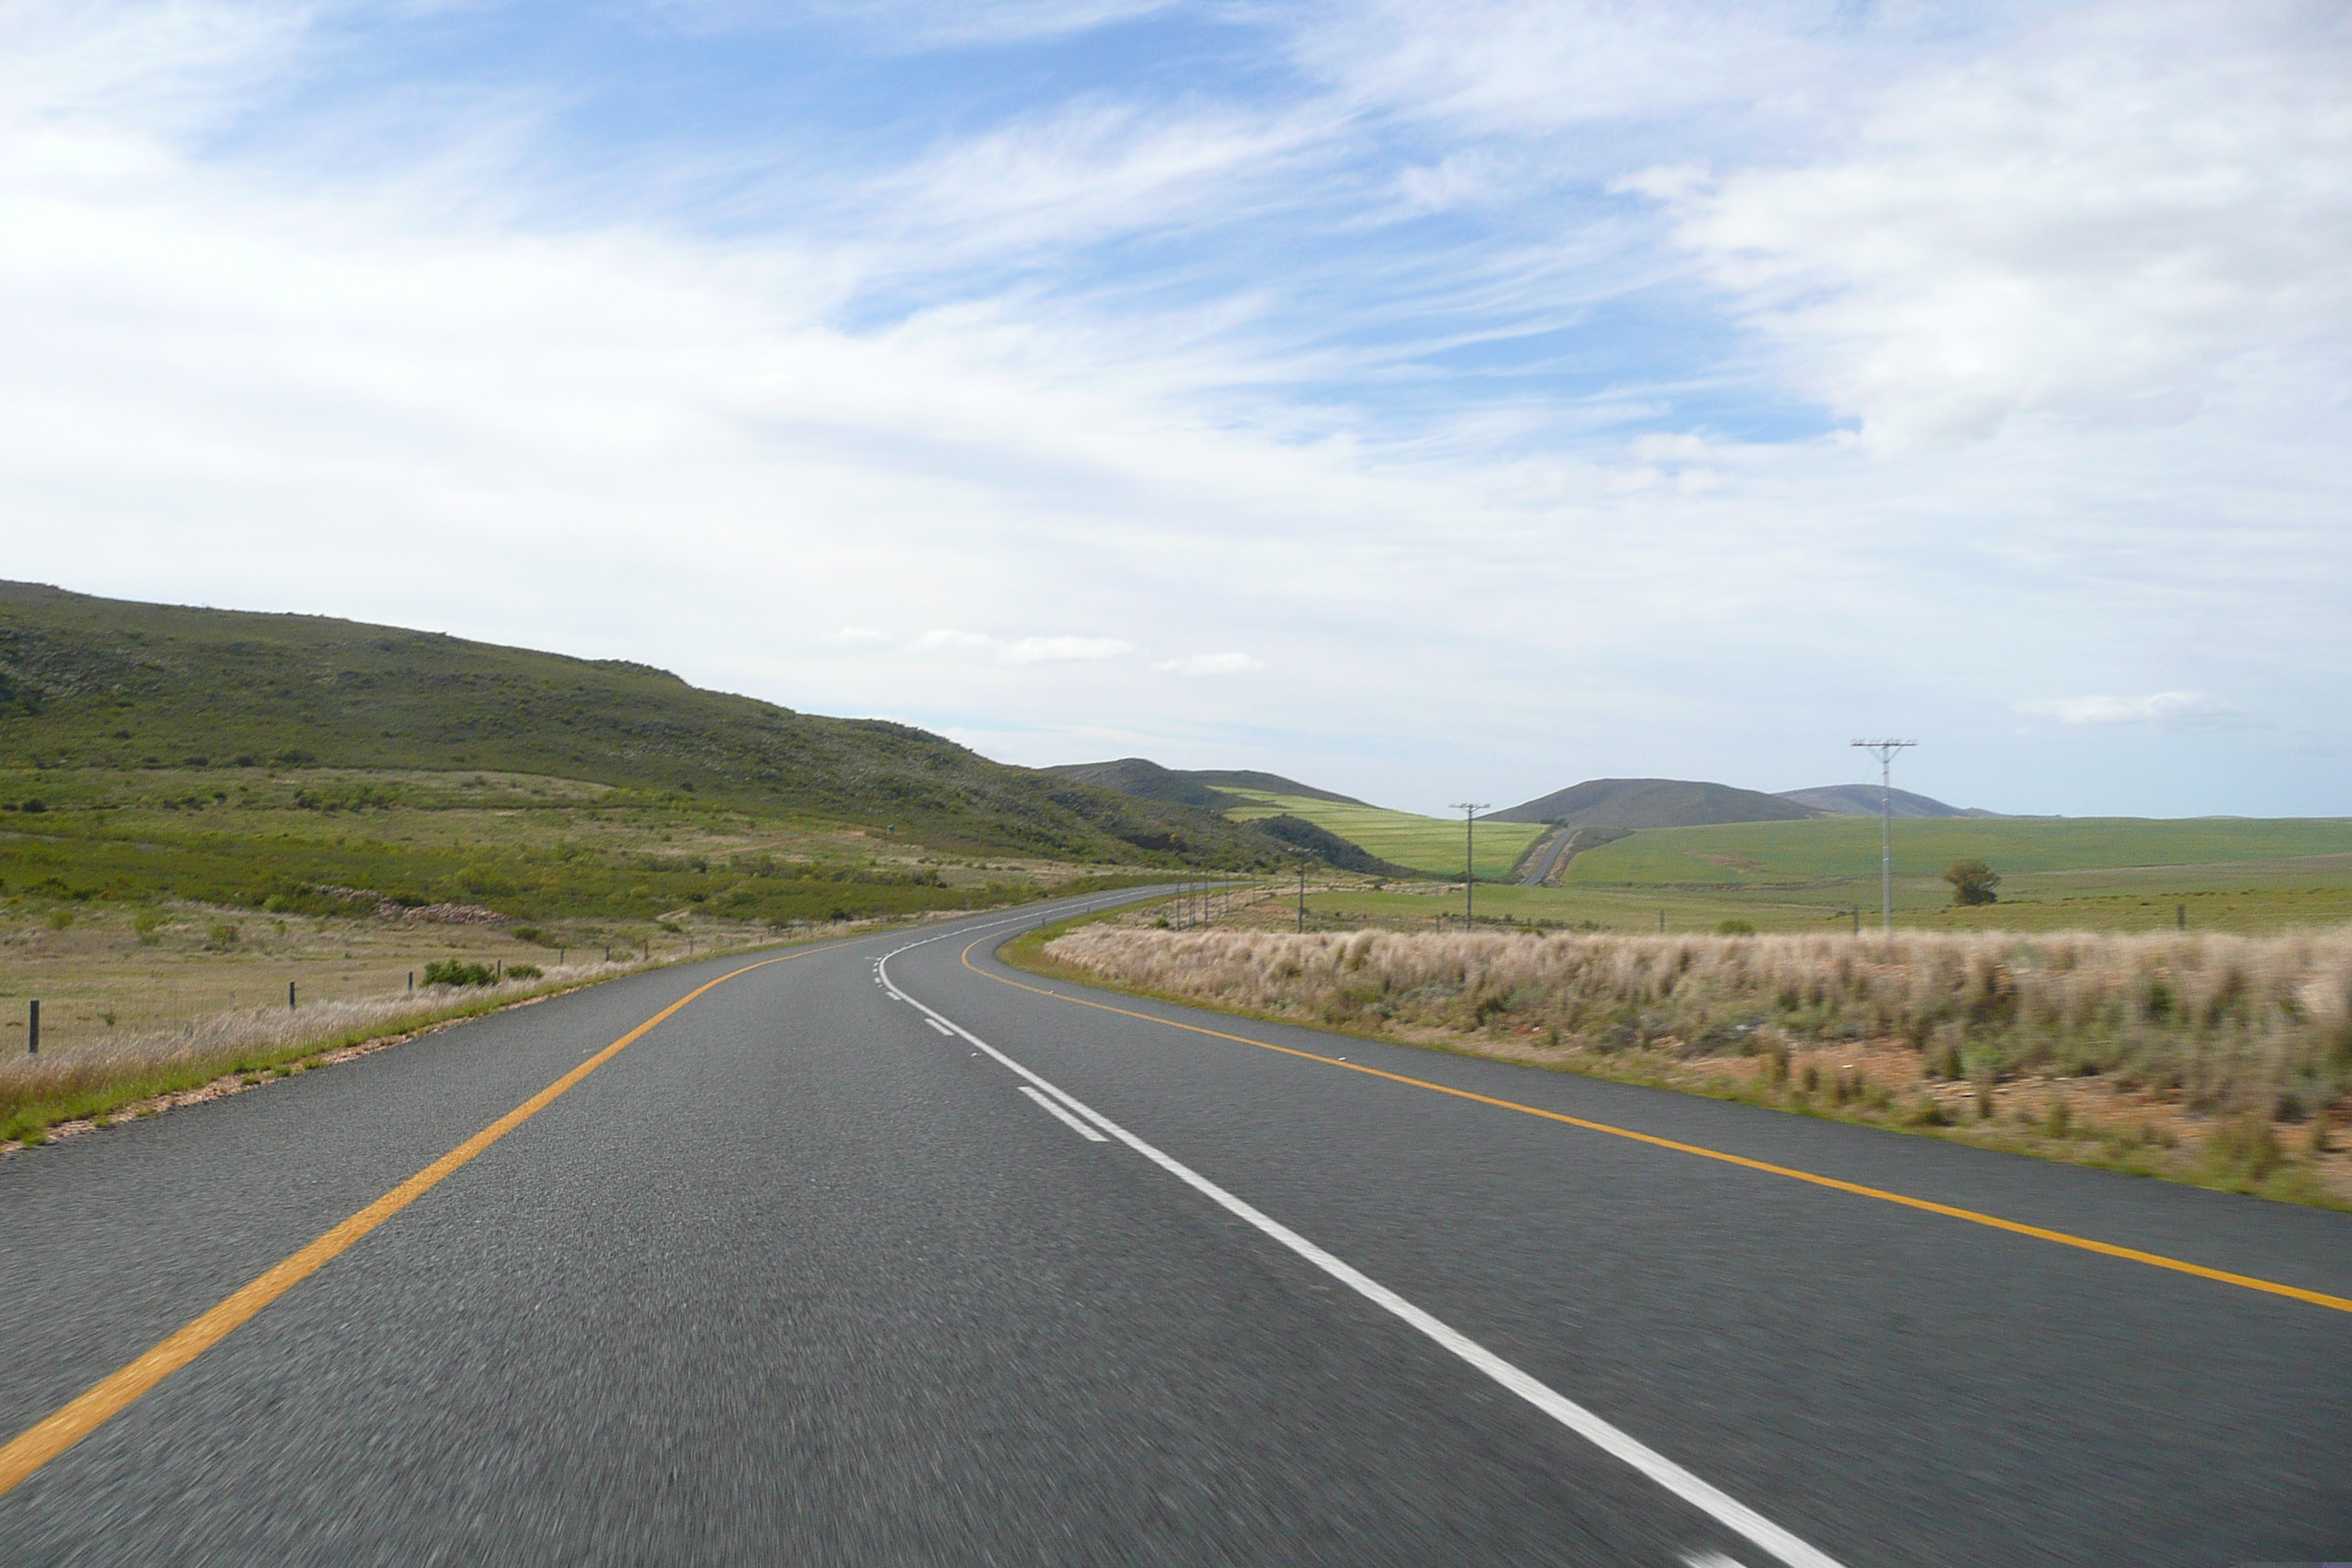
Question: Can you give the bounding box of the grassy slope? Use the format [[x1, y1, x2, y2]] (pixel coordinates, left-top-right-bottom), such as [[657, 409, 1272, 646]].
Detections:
[[0, 582, 1284, 868], [1218, 790, 1544, 878]]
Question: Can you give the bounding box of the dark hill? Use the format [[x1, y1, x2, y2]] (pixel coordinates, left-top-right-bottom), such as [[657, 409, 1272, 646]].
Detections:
[[1776, 784, 1999, 819], [1487, 778, 1817, 829], [1246, 815, 1417, 878], [1186, 769, 1366, 806], [0, 583, 1298, 868], [1043, 759, 1368, 810], [1041, 758, 1244, 812]]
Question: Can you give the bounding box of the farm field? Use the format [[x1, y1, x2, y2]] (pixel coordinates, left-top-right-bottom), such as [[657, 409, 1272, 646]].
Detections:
[[1218, 789, 1544, 878], [1278, 816, 2352, 935], [1562, 815, 2352, 886]]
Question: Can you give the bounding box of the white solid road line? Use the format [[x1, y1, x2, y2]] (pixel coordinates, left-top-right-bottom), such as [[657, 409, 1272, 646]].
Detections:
[[926, 1017, 955, 1036], [1019, 1085, 1109, 1142], [875, 921, 1848, 1568]]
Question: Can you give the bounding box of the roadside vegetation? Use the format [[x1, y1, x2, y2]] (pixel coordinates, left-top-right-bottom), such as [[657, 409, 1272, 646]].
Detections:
[[1030, 921, 2352, 1207], [0, 951, 674, 1148]]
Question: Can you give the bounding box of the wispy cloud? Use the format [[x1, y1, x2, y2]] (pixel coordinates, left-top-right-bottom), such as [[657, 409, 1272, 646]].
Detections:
[[2016, 693, 2260, 731], [911, 631, 1134, 664], [1, 0, 2344, 817], [1004, 636, 1134, 663], [1152, 652, 1263, 676]]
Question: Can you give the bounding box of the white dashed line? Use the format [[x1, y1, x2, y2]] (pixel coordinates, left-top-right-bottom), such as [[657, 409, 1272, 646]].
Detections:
[[1019, 1085, 1108, 1141], [875, 919, 1847, 1568]]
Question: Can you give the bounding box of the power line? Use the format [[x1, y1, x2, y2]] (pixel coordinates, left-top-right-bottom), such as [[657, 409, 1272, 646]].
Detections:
[[1849, 740, 1916, 933]]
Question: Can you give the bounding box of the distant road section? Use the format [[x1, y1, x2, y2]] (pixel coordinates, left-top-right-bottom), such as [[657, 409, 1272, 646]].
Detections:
[[1517, 825, 1577, 885]]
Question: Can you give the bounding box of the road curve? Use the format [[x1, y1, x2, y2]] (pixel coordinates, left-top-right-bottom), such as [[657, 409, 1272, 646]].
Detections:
[[1, 890, 2345, 1565]]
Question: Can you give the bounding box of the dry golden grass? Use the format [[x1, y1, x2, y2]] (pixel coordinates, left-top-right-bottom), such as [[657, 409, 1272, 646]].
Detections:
[[1041, 923, 2352, 1204], [0, 957, 667, 1147]]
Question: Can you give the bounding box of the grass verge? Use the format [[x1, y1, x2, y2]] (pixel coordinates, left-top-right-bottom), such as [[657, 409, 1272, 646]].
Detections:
[[999, 915, 2352, 1211], [0, 927, 843, 1150]]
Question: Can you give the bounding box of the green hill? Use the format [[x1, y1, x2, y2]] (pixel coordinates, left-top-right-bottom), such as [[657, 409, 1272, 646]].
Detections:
[[0, 582, 1292, 868], [1486, 777, 1816, 829], [1042, 758, 1370, 812]]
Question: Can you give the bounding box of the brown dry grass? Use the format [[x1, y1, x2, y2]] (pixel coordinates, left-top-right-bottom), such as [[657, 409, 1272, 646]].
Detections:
[[1040, 924, 2352, 1205]]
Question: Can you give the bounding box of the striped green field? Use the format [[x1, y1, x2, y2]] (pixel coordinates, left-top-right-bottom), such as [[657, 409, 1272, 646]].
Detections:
[[1561, 816, 2352, 887], [1217, 791, 1544, 879], [1288, 815, 2352, 935]]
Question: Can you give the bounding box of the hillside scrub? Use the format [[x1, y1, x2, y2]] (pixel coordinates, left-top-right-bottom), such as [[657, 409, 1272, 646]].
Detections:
[[1041, 926, 2352, 1128]]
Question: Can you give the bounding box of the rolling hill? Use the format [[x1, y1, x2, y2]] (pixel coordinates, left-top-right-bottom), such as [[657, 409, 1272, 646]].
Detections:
[[1485, 778, 1816, 829], [0, 583, 1298, 869], [1776, 783, 1995, 818], [1041, 758, 1368, 813]]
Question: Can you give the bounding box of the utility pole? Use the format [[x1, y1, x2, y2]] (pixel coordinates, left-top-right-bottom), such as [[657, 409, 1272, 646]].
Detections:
[[1850, 740, 1917, 933], [1450, 803, 1490, 930]]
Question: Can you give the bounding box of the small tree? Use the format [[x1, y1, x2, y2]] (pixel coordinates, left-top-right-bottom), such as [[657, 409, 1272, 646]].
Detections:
[[1944, 858, 2000, 905]]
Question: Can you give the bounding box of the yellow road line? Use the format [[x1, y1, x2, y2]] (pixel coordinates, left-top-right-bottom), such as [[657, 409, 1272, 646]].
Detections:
[[965, 938, 2352, 1316], [0, 943, 839, 1498]]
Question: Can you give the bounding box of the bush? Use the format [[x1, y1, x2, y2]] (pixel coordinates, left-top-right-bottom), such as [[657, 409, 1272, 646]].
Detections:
[[505, 963, 542, 980], [422, 960, 499, 987], [1945, 859, 2001, 906], [1716, 919, 1757, 936], [2204, 1115, 2284, 1183]]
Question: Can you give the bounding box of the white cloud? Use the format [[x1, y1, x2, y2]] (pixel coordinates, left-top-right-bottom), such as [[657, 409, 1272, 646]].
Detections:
[[0, 0, 2345, 819], [2015, 692, 2258, 731], [1640, 1, 2352, 445], [1003, 636, 1134, 663], [1151, 652, 1264, 676], [787, 0, 1172, 48], [910, 629, 1000, 653]]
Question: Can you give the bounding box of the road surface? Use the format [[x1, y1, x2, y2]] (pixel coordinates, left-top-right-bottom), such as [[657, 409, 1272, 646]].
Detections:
[[1, 889, 2346, 1564]]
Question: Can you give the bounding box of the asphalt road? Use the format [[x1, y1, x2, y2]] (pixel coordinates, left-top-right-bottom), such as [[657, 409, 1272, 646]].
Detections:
[[1, 889, 2346, 1565]]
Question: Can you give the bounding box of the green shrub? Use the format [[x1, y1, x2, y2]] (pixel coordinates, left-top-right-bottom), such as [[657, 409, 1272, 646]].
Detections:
[[1716, 919, 1757, 936], [422, 960, 499, 987], [2204, 1115, 2283, 1183], [505, 963, 542, 980]]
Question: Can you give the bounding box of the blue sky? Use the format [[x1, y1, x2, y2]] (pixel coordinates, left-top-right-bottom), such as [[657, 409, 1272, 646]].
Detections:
[[4, 0, 2348, 816]]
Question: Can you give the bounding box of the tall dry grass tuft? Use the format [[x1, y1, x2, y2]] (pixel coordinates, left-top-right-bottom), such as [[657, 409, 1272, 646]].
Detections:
[[1044, 927, 2352, 1118], [0, 962, 642, 1141]]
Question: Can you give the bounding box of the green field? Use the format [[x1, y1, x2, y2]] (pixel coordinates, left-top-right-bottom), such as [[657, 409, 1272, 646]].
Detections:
[[1289, 815, 2352, 934], [1218, 791, 1545, 878], [1563, 816, 2352, 886]]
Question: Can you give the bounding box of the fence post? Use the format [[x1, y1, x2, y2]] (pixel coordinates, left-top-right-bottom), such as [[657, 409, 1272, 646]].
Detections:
[[407, 972, 414, 993], [27, 999, 37, 1056], [289, 981, 297, 1010]]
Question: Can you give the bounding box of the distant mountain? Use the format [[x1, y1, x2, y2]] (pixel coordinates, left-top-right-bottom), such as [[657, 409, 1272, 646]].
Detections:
[[1776, 784, 2000, 819], [1486, 778, 1817, 829], [1044, 759, 1368, 810]]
